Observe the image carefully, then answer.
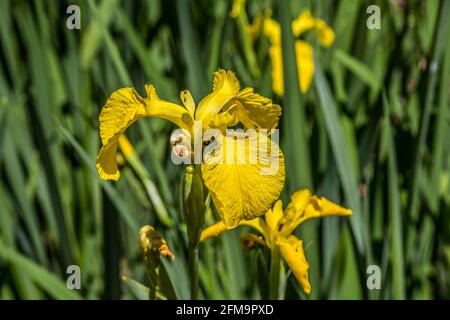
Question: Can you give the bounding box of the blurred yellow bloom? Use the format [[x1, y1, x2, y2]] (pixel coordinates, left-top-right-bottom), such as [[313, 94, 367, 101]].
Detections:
[[314, 19, 335, 47], [291, 9, 315, 37], [201, 189, 352, 294], [260, 9, 335, 95], [229, 0, 245, 18], [295, 40, 314, 93], [96, 69, 284, 228]]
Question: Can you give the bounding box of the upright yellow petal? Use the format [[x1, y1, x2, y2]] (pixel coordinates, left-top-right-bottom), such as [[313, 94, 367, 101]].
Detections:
[[265, 199, 283, 234], [195, 69, 240, 129], [201, 132, 285, 228], [96, 85, 192, 181], [277, 236, 311, 294], [234, 87, 281, 130], [279, 189, 352, 236], [315, 19, 335, 47], [303, 194, 352, 223], [277, 189, 312, 237], [268, 45, 284, 96], [292, 9, 315, 38], [295, 40, 314, 93], [180, 89, 196, 117], [286, 189, 312, 213], [144, 85, 194, 132]]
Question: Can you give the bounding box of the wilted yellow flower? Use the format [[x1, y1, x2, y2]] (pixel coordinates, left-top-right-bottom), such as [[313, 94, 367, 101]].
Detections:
[[139, 225, 176, 299], [96, 69, 284, 228], [261, 9, 335, 95], [140, 225, 175, 261], [201, 189, 352, 294]]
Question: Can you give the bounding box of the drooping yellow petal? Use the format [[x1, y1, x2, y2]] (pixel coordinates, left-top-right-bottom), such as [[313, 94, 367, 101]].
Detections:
[[98, 87, 147, 146], [315, 19, 335, 47], [96, 88, 147, 180], [234, 87, 281, 130], [268, 45, 284, 96], [200, 217, 268, 241], [195, 69, 240, 129], [295, 40, 314, 93], [277, 235, 311, 294], [201, 132, 285, 228], [292, 9, 315, 38], [200, 220, 228, 241], [96, 85, 193, 181], [97, 140, 122, 180]]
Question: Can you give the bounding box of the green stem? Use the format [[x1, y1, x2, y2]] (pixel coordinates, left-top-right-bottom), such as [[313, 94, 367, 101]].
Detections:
[[182, 165, 205, 300], [269, 247, 281, 300], [236, 11, 260, 78], [188, 244, 199, 299]]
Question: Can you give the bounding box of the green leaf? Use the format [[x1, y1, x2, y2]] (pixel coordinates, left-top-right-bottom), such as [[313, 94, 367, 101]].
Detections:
[[334, 49, 379, 92], [382, 92, 406, 299], [122, 277, 150, 300], [0, 239, 81, 300], [314, 61, 368, 256]]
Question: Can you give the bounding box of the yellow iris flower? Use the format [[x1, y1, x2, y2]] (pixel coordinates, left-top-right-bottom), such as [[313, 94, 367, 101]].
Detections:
[[200, 188, 352, 294], [260, 9, 335, 95], [96, 69, 285, 228]]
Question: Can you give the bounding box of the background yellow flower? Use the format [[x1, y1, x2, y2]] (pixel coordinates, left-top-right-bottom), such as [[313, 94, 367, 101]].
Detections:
[[262, 9, 335, 95]]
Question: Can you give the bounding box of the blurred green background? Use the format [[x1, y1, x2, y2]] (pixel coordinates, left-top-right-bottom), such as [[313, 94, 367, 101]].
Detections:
[[0, 0, 449, 300]]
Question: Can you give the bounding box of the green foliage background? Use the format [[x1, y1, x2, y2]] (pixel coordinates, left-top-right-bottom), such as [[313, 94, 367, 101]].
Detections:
[[0, 0, 449, 299]]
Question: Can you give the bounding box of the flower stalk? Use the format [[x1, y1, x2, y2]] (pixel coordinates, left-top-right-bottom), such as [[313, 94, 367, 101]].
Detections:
[[235, 4, 260, 78], [182, 164, 205, 299], [269, 247, 281, 300], [188, 243, 199, 299]]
